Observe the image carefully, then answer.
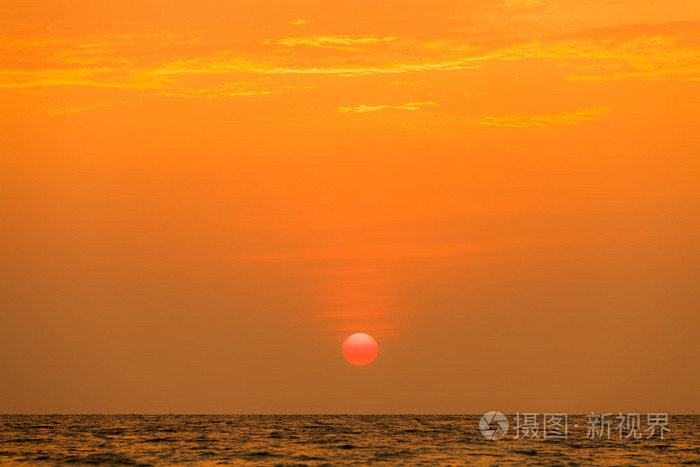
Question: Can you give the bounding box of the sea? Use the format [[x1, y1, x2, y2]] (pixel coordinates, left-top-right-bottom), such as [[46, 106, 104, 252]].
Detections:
[[0, 415, 698, 465]]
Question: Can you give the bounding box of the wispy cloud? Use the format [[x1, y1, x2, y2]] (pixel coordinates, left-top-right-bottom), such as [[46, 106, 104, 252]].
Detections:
[[478, 106, 612, 127], [0, 52, 482, 91], [33, 101, 132, 115], [34, 101, 106, 115], [498, 35, 700, 81], [2, 23, 698, 105], [339, 101, 436, 113], [0, 68, 165, 89], [155, 82, 273, 98], [155, 55, 483, 77], [267, 35, 396, 50], [500, 0, 545, 9]]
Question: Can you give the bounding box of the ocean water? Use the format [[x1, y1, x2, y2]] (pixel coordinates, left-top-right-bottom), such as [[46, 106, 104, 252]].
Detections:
[[0, 415, 698, 465]]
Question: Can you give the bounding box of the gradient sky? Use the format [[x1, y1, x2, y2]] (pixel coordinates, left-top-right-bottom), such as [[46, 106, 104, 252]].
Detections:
[[1, 0, 699, 414]]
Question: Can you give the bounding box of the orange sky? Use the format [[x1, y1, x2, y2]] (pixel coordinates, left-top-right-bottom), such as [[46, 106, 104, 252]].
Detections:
[[1, 0, 699, 414]]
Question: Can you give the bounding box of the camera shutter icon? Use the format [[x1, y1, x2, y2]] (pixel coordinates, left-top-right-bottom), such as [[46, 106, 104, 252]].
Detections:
[[479, 411, 509, 440]]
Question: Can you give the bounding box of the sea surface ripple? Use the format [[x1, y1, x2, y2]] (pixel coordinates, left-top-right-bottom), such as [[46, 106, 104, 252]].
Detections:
[[0, 415, 698, 465]]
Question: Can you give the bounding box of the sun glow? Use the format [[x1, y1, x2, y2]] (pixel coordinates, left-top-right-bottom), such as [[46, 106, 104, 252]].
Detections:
[[342, 333, 379, 366]]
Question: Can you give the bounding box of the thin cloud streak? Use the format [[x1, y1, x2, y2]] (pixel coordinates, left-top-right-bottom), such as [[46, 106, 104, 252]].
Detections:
[[267, 35, 397, 50], [478, 106, 613, 127], [338, 101, 437, 113]]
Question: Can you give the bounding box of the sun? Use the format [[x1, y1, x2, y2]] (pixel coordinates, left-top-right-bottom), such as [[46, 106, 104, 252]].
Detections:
[[342, 333, 379, 366]]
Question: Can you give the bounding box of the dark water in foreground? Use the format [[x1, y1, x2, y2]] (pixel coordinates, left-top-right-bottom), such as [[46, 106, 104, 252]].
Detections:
[[1, 415, 698, 465]]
